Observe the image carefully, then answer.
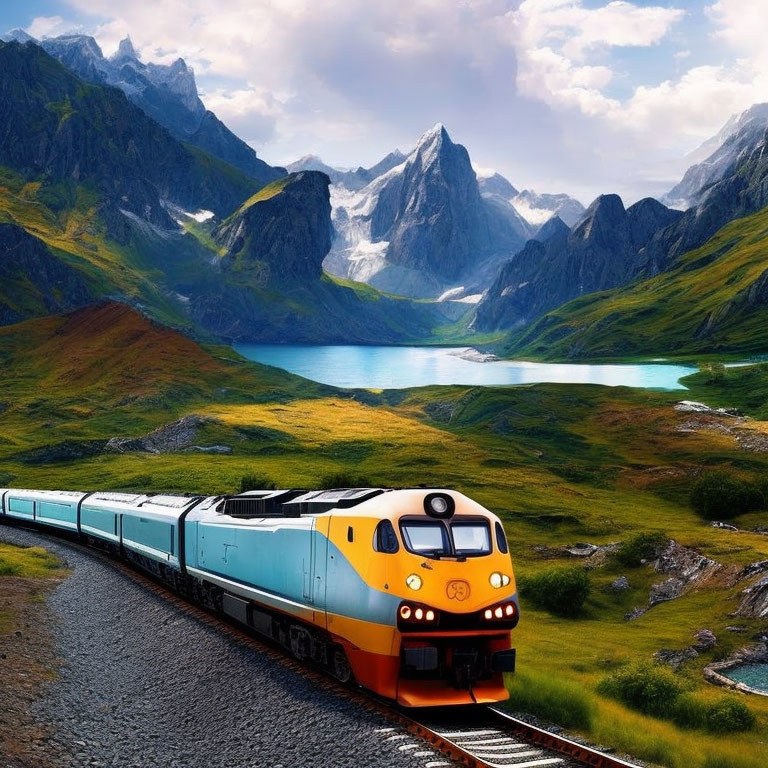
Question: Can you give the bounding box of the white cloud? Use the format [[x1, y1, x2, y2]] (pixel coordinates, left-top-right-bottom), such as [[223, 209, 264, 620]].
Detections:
[[27, 15, 81, 39]]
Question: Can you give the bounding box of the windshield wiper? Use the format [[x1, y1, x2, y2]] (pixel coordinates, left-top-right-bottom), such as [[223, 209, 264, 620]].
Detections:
[[418, 548, 450, 559]]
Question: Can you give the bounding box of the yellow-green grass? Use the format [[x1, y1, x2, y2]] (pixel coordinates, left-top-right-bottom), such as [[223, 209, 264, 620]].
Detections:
[[508, 204, 768, 360], [2, 306, 768, 766], [231, 175, 293, 217]]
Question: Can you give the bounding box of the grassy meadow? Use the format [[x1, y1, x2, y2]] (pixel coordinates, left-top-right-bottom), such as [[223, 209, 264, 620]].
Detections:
[[1, 303, 768, 767]]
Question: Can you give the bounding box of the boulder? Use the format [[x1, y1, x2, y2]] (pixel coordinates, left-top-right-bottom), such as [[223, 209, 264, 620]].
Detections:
[[654, 647, 699, 669], [693, 629, 717, 651], [624, 607, 647, 622], [650, 577, 685, 606], [739, 560, 768, 581], [675, 401, 739, 417], [655, 540, 724, 584], [609, 576, 630, 592]]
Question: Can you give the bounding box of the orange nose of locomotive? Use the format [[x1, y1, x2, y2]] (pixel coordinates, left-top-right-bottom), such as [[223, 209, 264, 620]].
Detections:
[[387, 491, 519, 707]]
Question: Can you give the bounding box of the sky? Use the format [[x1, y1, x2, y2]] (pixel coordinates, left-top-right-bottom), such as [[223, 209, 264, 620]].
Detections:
[[2, 0, 767, 204]]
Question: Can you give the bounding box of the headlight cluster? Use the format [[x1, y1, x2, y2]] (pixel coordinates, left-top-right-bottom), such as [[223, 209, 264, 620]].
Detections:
[[482, 600, 517, 623], [489, 571, 511, 588], [398, 602, 439, 628]]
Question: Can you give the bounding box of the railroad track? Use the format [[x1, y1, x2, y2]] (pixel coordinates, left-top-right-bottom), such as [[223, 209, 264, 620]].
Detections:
[[2, 523, 642, 768]]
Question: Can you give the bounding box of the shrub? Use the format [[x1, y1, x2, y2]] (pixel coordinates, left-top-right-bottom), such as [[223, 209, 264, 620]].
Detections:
[[672, 693, 709, 729], [598, 661, 684, 718], [318, 472, 372, 489], [690, 472, 763, 519], [616, 532, 668, 567], [519, 566, 590, 617], [238, 474, 276, 493], [506, 668, 594, 730], [705, 698, 755, 733]]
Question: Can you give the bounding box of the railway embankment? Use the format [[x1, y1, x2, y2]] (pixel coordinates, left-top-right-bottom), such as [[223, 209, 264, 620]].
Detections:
[[0, 527, 449, 768]]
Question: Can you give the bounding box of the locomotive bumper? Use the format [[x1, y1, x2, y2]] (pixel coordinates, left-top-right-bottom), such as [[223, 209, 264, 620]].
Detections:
[[395, 631, 513, 707]]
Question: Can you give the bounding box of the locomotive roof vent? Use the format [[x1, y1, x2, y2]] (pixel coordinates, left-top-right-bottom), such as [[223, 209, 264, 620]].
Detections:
[[220, 490, 306, 519], [283, 488, 385, 515]]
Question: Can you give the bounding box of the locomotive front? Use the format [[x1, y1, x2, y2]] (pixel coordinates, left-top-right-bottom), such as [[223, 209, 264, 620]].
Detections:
[[329, 488, 518, 707]]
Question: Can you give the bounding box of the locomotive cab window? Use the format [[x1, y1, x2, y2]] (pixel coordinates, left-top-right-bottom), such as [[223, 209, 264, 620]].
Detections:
[[399, 517, 491, 557], [400, 521, 451, 556], [451, 521, 491, 555], [374, 519, 399, 553]]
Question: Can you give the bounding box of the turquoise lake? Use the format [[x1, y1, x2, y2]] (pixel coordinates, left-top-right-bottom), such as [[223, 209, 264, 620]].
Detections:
[[725, 663, 768, 694], [233, 344, 697, 390]]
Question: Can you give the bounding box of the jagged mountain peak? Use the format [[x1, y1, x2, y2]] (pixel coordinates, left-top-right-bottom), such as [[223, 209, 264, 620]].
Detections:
[[1, 28, 34, 43], [534, 215, 569, 243], [113, 36, 138, 62], [574, 193, 626, 236]]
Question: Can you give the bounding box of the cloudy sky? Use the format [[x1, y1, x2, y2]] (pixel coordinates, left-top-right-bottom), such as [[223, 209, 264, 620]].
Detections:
[[2, 0, 766, 204]]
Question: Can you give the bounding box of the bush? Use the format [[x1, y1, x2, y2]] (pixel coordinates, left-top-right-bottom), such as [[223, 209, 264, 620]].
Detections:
[[238, 474, 276, 493], [519, 566, 590, 617], [616, 532, 668, 567], [318, 472, 372, 489], [598, 662, 684, 718], [506, 668, 594, 730], [690, 472, 763, 519], [672, 693, 709, 729], [705, 697, 755, 733]]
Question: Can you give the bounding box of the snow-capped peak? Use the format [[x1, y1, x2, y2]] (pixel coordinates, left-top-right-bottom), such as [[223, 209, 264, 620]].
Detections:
[[2, 28, 34, 43]]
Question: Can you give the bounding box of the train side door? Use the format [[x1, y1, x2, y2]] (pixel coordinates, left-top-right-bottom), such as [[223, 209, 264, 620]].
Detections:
[[311, 517, 329, 627]]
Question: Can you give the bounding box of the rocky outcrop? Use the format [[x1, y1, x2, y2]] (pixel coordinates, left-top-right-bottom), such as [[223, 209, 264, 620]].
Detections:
[[474, 194, 682, 332], [0, 224, 95, 325], [649, 577, 685, 606], [735, 576, 768, 619], [654, 540, 726, 584], [214, 172, 333, 286], [106, 415, 218, 454]]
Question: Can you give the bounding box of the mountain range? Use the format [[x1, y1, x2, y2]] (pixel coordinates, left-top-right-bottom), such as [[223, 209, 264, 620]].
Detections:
[[2, 28, 768, 360], [2, 30, 285, 187]]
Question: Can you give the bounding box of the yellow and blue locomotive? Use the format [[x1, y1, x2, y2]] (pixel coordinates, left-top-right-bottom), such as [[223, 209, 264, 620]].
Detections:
[[0, 486, 518, 707]]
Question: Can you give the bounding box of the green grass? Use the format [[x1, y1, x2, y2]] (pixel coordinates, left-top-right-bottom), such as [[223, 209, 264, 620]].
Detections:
[[0, 543, 62, 579], [506, 205, 768, 360]]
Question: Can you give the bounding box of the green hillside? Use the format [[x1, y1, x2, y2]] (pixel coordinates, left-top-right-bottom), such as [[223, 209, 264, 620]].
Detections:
[[506, 205, 768, 359]]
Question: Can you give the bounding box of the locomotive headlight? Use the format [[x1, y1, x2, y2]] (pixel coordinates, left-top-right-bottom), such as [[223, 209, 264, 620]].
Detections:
[[406, 573, 423, 591], [484, 609, 492, 619], [400, 605, 412, 620], [425, 610, 435, 621], [494, 606, 503, 618], [489, 572, 503, 588], [414, 608, 424, 620], [502, 574, 511, 587]]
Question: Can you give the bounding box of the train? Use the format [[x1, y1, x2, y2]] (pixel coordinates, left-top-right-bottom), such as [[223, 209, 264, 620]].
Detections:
[[0, 485, 519, 707]]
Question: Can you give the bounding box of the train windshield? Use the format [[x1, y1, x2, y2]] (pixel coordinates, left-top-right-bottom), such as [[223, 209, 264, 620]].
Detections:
[[399, 520, 492, 557], [451, 522, 491, 555], [400, 521, 450, 555]]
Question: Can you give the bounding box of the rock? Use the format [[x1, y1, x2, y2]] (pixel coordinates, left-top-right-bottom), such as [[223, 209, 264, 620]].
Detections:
[[738, 560, 768, 580], [106, 415, 214, 454], [649, 577, 685, 606], [654, 647, 699, 669], [564, 543, 599, 557], [711, 521, 739, 531], [181, 445, 232, 454], [609, 576, 630, 592], [735, 575, 768, 618], [624, 607, 646, 621], [674, 401, 739, 416], [655, 540, 725, 584], [726, 625, 748, 633], [693, 629, 717, 650]]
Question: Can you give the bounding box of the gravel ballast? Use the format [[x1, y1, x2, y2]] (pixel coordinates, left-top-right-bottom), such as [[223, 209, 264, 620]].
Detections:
[[0, 525, 454, 768]]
